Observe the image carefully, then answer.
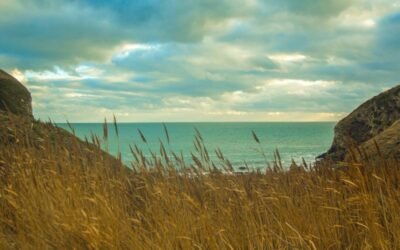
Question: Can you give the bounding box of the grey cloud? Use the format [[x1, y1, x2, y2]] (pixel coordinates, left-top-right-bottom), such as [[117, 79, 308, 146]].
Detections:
[[0, 0, 253, 69], [1, 0, 399, 121], [283, 0, 356, 18]]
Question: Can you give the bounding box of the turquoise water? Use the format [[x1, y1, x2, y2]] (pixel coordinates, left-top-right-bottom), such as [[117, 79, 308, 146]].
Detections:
[[57, 122, 335, 169]]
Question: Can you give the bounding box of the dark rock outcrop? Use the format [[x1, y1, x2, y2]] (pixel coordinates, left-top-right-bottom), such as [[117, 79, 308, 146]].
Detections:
[[0, 69, 121, 167], [320, 85, 400, 161], [0, 69, 32, 117], [360, 120, 400, 160]]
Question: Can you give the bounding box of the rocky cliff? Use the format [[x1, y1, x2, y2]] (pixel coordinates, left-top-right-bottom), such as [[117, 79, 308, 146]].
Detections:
[[0, 69, 32, 117], [0, 69, 121, 167], [320, 85, 400, 161], [360, 120, 400, 160]]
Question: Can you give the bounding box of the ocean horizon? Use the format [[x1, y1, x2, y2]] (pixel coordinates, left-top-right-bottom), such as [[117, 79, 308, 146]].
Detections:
[[57, 122, 335, 170]]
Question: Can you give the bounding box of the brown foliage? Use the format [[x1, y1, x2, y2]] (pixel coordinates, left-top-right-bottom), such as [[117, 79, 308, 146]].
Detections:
[[1, 118, 400, 249]]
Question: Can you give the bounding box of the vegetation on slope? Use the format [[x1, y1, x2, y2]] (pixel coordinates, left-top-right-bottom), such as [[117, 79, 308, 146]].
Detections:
[[1, 117, 400, 249]]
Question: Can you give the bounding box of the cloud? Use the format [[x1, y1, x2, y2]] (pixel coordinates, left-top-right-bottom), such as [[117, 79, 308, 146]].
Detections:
[[283, 0, 356, 18], [10, 69, 27, 84], [376, 12, 400, 53], [268, 54, 307, 63], [0, 0, 399, 122], [0, 0, 254, 69]]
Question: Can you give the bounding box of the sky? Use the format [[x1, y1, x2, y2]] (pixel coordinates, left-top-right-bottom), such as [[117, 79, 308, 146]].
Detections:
[[0, 0, 399, 122]]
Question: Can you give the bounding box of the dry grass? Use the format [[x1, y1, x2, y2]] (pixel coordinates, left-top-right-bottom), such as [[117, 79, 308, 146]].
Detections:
[[1, 118, 400, 249]]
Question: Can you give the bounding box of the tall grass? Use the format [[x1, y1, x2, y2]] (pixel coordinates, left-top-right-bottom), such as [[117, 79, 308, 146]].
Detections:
[[1, 116, 400, 249]]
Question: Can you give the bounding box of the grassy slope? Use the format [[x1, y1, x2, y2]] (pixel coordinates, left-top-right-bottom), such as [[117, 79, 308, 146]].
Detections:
[[1, 116, 400, 249]]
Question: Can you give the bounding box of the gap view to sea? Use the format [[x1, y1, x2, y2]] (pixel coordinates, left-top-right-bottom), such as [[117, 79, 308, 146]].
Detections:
[[58, 122, 335, 170]]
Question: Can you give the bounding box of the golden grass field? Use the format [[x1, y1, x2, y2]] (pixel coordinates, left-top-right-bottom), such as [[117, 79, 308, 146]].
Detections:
[[1, 117, 399, 249]]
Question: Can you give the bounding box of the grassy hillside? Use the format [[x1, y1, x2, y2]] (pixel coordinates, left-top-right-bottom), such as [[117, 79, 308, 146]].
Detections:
[[1, 117, 400, 249]]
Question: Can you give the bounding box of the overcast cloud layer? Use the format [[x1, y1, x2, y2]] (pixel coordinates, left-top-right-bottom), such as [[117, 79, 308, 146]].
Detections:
[[1, 0, 399, 122]]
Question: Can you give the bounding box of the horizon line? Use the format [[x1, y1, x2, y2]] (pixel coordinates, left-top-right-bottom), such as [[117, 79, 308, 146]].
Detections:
[[53, 120, 338, 124]]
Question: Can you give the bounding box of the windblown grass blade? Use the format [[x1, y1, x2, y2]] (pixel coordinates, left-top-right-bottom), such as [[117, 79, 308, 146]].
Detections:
[[113, 114, 119, 137], [66, 120, 75, 135], [137, 129, 147, 143], [252, 130, 260, 144], [103, 118, 108, 140], [162, 123, 170, 144]]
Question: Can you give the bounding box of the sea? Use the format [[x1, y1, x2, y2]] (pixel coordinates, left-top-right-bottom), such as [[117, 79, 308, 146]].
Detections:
[[57, 122, 335, 170]]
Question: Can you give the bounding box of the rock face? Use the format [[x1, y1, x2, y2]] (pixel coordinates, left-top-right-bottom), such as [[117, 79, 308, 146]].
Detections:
[[360, 120, 400, 160], [0, 69, 32, 117], [320, 85, 400, 161]]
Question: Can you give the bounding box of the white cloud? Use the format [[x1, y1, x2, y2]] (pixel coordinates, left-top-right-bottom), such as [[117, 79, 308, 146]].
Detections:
[[268, 54, 307, 63], [326, 56, 352, 66], [363, 19, 376, 28], [219, 79, 338, 112], [26, 66, 80, 81], [64, 92, 98, 98], [334, 2, 395, 30], [10, 68, 27, 84], [75, 65, 103, 78], [162, 96, 216, 109], [24, 65, 104, 82], [265, 79, 336, 88], [113, 43, 161, 60]]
